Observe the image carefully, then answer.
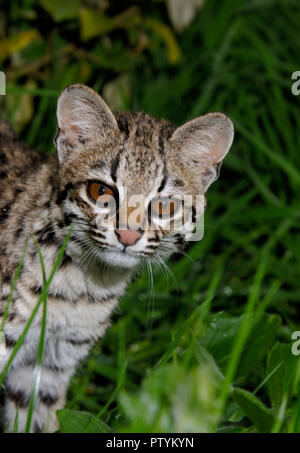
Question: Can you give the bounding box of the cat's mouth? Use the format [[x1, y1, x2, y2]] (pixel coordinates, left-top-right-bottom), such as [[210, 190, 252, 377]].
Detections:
[[97, 248, 141, 268]]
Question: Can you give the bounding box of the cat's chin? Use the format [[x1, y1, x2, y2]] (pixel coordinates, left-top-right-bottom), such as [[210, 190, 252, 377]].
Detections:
[[98, 249, 141, 269]]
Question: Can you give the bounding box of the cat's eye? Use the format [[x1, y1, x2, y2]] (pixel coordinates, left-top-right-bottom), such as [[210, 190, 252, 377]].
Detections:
[[150, 197, 180, 219], [87, 181, 115, 206]]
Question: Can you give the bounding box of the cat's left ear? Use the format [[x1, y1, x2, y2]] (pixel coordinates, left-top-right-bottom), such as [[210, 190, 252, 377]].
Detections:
[[55, 84, 119, 161], [169, 113, 234, 192]]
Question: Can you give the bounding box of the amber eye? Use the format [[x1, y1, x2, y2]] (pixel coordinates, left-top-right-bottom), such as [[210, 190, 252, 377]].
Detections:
[[150, 197, 179, 219], [87, 181, 115, 206]]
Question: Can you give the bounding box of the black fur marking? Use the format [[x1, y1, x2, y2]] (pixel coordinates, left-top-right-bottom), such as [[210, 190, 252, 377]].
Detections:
[[39, 391, 59, 407], [6, 387, 30, 409], [116, 116, 130, 139], [36, 224, 58, 246], [4, 333, 17, 348], [56, 182, 74, 205], [91, 231, 106, 239], [59, 253, 72, 268], [111, 152, 122, 183], [47, 291, 68, 301], [173, 178, 184, 188], [0, 203, 12, 223], [0, 171, 7, 179], [7, 311, 17, 322], [63, 213, 74, 226], [33, 421, 44, 433], [15, 227, 23, 238], [88, 293, 116, 303], [44, 362, 66, 373], [158, 174, 167, 192], [31, 285, 42, 295], [146, 244, 158, 250], [65, 337, 91, 346], [3, 274, 11, 284], [91, 160, 106, 170]]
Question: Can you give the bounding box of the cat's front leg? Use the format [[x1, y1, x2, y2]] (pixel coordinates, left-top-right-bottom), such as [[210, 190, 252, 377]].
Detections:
[[3, 364, 74, 432]]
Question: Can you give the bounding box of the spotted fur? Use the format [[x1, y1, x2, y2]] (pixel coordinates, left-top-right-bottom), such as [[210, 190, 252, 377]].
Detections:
[[0, 84, 234, 432]]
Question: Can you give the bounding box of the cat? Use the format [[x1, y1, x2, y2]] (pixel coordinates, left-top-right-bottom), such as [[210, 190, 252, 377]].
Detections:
[[0, 84, 234, 432]]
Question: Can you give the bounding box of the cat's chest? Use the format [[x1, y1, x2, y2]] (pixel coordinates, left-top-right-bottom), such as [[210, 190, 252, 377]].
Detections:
[[6, 263, 126, 370], [14, 259, 128, 336]]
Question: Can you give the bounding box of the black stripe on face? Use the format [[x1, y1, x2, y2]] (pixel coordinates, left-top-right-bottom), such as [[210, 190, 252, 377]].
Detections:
[[158, 174, 168, 192], [6, 386, 30, 409], [146, 244, 158, 250], [35, 224, 58, 246], [59, 252, 72, 268], [148, 237, 159, 243], [56, 182, 74, 205], [39, 391, 59, 407], [91, 231, 106, 240], [111, 154, 121, 183]]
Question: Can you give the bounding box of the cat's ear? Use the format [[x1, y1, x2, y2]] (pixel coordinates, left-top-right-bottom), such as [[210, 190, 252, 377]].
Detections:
[[55, 84, 119, 160], [170, 113, 234, 192]]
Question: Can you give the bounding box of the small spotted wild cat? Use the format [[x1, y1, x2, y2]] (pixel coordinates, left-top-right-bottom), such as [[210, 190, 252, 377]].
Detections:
[[0, 84, 234, 432]]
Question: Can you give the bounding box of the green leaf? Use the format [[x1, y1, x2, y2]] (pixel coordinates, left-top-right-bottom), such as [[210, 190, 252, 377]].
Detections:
[[119, 362, 222, 433], [39, 0, 80, 22], [57, 409, 112, 433], [0, 30, 40, 61], [232, 387, 274, 433], [199, 313, 281, 377], [266, 343, 299, 409], [80, 8, 116, 41], [145, 17, 181, 64]]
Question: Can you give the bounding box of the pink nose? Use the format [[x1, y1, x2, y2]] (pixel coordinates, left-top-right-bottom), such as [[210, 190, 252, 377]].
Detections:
[[116, 229, 142, 246]]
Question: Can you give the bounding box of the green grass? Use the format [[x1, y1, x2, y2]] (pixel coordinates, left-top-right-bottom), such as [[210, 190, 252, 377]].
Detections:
[[1, 0, 300, 433]]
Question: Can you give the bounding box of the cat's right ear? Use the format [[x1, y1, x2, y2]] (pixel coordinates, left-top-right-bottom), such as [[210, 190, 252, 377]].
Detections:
[[55, 84, 119, 161]]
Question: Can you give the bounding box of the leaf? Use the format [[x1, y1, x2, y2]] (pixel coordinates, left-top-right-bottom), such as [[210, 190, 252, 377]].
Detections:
[[80, 8, 116, 41], [0, 30, 40, 61], [9, 80, 36, 132], [102, 74, 131, 111], [232, 387, 274, 433], [166, 0, 205, 32], [39, 0, 80, 22], [199, 313, 281, 377], [266, 343, 299, 409], [119, 362, 222, 433], [57, 409, 112, 433], [145, 17, 181, 64]]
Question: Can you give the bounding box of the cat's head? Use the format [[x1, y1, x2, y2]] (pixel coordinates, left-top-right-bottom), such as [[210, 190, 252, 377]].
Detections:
[[55, 84, 234, 268]]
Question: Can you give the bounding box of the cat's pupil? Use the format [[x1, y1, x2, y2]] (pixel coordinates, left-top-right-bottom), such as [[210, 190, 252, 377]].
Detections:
[[99, 185, 106, 196]]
